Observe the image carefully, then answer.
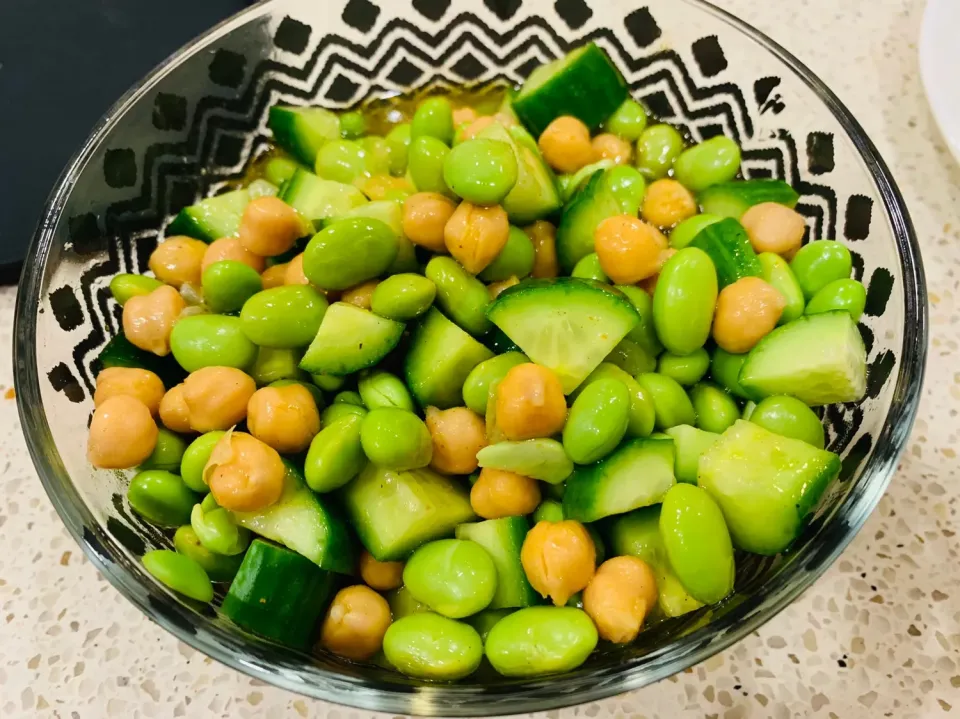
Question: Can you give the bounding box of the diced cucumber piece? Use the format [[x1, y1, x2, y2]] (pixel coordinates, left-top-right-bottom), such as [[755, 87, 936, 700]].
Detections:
[[514, 43, 629, 138], [342, 464, 476, 562], [689, 218, 762, 288], [166, 188, 250, 242], [405, 308, 494, 409], [95, 332, 187, 390], [299, 302, 404, 376], [556, 170, 622, 271], [559, 160, 616, 202], [487, 278, 640, 394], [456, 517, 540, 609], [738, 311, 866, 405], [268, 106, 341, 166], [697, 179, 800, 220], [475, 439, 574, 484], [758, 252, 806, 325], [278, 168, 367, 225], [563, 437, 676, 522], [663, 425, 720, 484]]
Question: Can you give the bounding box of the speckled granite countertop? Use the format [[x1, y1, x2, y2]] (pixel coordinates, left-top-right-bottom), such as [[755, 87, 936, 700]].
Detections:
[[1, 0, 957, 716]]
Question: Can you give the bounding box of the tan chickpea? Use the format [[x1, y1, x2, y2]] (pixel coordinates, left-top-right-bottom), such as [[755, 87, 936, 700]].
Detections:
[[638, 247, 676, 295], [713, 277, 786, 354], [487, 276, 519, 300], [202, 237, 266, 274], [402, 192, 457, 253], [520, 520, 596, 606], [183, 366, 256, 432], [592, 133, 633, 165], [538, 116, 596, 174], [470, 468, 541, 520], [94, 367, 165, 416], [444, 201, 510, 275], [341, 280, 379, 310], [741, 202, 806, 256], [525, 221, 559, 278], [203, 431, 285, 512], [122, 285, 185, 356], [238, 196, 304, 257], [460, 115, 497, 142], [360, 174, 415, 201], [87, 395, 159, 469], [148, 236, 207, 289], [247, 384, 321, 454], [583, 556, 658, 644], [495, 363, 567, 441], [159, 384, 192, 434], [594, 215, 668, 284], [425, 406, 487, 475], [284, 253, 310, 286], [261, 263, 289, 290], [359, 551, 404, 591], [641, 179, 698, 228], [319, 585, 392, 661], [452, 106, 479, 127]]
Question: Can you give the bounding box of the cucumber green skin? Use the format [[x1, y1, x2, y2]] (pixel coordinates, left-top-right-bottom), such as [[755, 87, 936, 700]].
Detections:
[[758, 252, 806, 325], [663, 424, 720, 484], [268, 106, 340, 167], [95, 332, 187, 391], [299, 302, 405, 376], [689, 218, 763, 288], [697, 180, 799, 220], [166, 188, 250, 242], [456, 517, 540, 609], [556, 170, 621, 271], [221, 539, 338, 649]]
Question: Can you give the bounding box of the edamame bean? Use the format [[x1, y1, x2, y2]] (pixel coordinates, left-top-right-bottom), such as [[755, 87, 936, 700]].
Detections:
[[689, 382, 740, 434], [710, 348, 752, 400], [140, 428, 189, 473], [320, 402, 367, 425], [408, 136, 452, 195], [110, 274, 163, 306], [333, 390, 364, 406], [305, 414, 367, 492], [571, 253, 609, 282], [804, 278, 866, 321], [670, 214, 723, 249], [268, 379, 324, 409], [358, 370, 415, 411], [240, 285, 329, 348], [303, 218, 398, 291], [142, 549, 214, 602], [315, 139, 368, 184], [386, 123, 412, 176], [635, 124, 684, 180], [577, 363, 656, 437], [462, 352, 528, 415], [466, 608, 514, 642], [180, 431, 225, 493], [412, 96, 455, 145], [443, 138, 518, 205], [311, 373, 346, 392], [360, 408, 433, 471], [617, 285, 664, 357], [563, 378, 630, 464], [264, 156, 299, 186], [758, 252, 805, 324], [127, 470, 198, 526], [673, 136, 741, 192], [637, 373, 696, 430], [750, 395, 825, 448], [403, 539, 497, 618], [202, 260, 262, 313], [170, 315, 258, 372], [173, 526, 243, 582], [533, 499, 565, 523], [250, 347, 303, 386], [657, 348, 710, 386], [191, 503, 250, 555], [604, 99, 648, 141], [425, 256, 491, 336], [370, 273, 437, 321], [361, 136, 393, 177], [653, 248, 718, 355], [604, 165, 647, 215], [790, 240, 853, 299], [386, 586, 430, 619], [479, 226, 536, 282], [340, 110, 366, 139], [484, 606, 598, 677], [383, 613, 482, 680]]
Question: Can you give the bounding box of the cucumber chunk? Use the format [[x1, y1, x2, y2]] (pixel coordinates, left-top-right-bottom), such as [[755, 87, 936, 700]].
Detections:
[[689, 218, 762, 288], [556, 170, 622, 271], [487, 278, 640, 394], [697, 179, 800, 220], [95, 332, 187, 390], [166, 188, 250, 242], [475, 439, 574, 484], [278, 168, 367, 225], [299, 302, 404, 376], [698, 420, 840, 554], [563, 437, 676, 522], [738, 311, 866, 405], [663, 425, 720, 484], [456, 517, 540, 609], [268, 106, 341, 166]]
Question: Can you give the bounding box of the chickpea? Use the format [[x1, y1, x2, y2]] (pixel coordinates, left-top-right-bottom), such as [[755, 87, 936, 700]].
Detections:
[[148, 236, 207, 289], [183, 366, 256, 432], [525, 221, 559, 278], [452, 106, 479, 127], [713, 277, 786, 354], [261, 262, 289, 290], [359, 550, 404, 591], [583, 556, 658, 643], [238, 196, 304, 257], [594, 215, 668, 284], [470, 468, 541, 520], [460, 115, 497, 142], [495, 363, 567, 441], [341, 280, 379, 310], [641, 179, 698, 228], [402, 192, 457, 253], [122, 285, 185, 356], [487, 276, 519, 300], [87, 395, 159, 469], [741, 202, 806, 256], [592, 133, 633, 165], [247, 384, 321, 454], [520, 520, 596, 606], [284, 253, 310, 286], [203, 431, 285, 512], [638, 247, 676, 295], [425, 406, 487, 475], [319, 585, 392, 661], [94, 367, 165, 416], [159, 384, 192, 434], [538, 116, 596, 174], [201, 237, 265, 274], [445, 202, 510, 275], [360, 174, 415, 201]]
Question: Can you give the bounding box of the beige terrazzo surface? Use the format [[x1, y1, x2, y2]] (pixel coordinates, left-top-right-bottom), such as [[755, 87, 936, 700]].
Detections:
[[1, 0, 958, 716]]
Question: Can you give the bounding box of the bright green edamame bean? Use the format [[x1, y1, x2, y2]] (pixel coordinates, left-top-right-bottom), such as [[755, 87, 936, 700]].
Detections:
[[264, 156, 300, 186], [758, 252, 805, 324], [790, 240, 853, 299], [563, 378, 631, 464], [533, 499, 565, 523], [201, 260, 262, 313], [127, 470, 198, 526], [142, 549, 214, 602], [425, 256, 491, 336], [653, 248, 718, 355], [479, 227, 536, 282], [315, 139, 368, 184], [577, 363, 656, 437], [180, 431, 225, 493], [411, 96, 455, 145], [467, 608, 514, 642], [383, 613, 482, 680], [689, 382, 740, 434], [361, 136, 393, 177], [268, 379, 325, 408], [387, 586, 430, 619], [173, 526, 243, 582], [358, 370, 415, 411], [659, 483, 735, 604], [303, 218, 398, 291], [305, 414, 367, 492], [462, 352, 528, 415], [370, 273, 436, 321], [251, 347, 303, 386], [616, 285, 663, 357], [408, 136, 452, 195], [670, 214, 723, 249], [710, 348, 752, 400], [333, 390, 364, 406], [604, 165, 647, 215], [140, 428, 189, 473], [404, 539, 497, 618], [311, 373, 345, 392], [200, 492, 218, 512], [110, 274, 164, 306], [673, 136, 741, 192], [386, 123, 412, 176], [571, 253, 609, 282], [637, 373, 696, 430], [604, 99, 648, 141], [484, 606, 598, 677], [170, 315, 257, 372], [191, 503, 250, 555], [804, 278, 866, 321], [339, 110, 366, 139], [750, 395, 825, 448], [360, 408, 433, 471], [240, 285, 328, 348], [657, 348, 710, 386], [443, 138, 518, 205], [320, 402, 367, 425], [635, 124, 684, 180]]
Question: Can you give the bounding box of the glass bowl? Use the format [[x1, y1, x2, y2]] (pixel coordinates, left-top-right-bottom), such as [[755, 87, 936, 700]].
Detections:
[[14, 0, 926, 714]]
